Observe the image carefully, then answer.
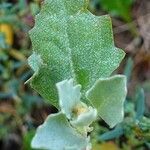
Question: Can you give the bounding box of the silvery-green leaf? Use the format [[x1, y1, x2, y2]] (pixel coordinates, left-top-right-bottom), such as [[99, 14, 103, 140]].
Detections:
[[86, 75, 127, 128], [56, 79, 81, 119], [32, 113, 88, 150], [71, 106, 97, 127], [28, 0, 125, 107]]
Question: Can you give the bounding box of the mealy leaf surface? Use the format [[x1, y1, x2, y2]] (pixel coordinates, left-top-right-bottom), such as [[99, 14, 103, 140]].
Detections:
[[29, 0, 125, 107], [32, 113, 88, 150], [86, 75, 127, 128]]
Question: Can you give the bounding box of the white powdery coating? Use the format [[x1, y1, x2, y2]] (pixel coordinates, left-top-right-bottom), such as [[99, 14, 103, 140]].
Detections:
[[28, 0, 125, 105]]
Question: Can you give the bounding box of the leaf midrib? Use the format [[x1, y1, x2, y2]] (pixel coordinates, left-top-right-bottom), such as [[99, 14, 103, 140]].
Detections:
[[60, 0, 88, 84]]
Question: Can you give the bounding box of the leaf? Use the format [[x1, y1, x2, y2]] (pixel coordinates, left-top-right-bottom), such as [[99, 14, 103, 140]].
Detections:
[[56, 79, 81, 119], [99, 0, 133, 22], [56, 79, 97, 127], [28, 0, 125, 107], [71, 106, 97, 127], [23, 130, 35, 150], [135, 88, 145, 120], [98, 125, 124, 141], [123, 57, 133, 82], [86, 75, 127, 128], [32, 113, 88, 150]]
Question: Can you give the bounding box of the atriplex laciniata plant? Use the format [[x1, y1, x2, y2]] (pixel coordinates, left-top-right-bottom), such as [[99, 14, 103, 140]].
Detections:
[[27, 0, 127, 149]]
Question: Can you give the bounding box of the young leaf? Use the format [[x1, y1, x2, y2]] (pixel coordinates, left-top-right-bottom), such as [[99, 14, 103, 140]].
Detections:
[[56, 79, 81, 119], [56, 79, 97, 128], [32, 113, 88, 150], [86, 75, 127, 128], [28, 0, 125, 107], [71, 106, 97, 127]]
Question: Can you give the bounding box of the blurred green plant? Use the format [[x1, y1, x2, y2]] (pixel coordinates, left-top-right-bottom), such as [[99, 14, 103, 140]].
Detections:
[[99, 0, 134, 22], [90, 0, 134, 22], [23, 130, 36, 150], [0, 1, 42, 149]]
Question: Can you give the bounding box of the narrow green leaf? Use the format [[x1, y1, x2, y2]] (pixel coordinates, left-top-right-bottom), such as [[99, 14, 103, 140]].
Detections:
[[135, 88, 145, 120], [23, 130, 35, 150], [98, 125, 124, 141], [123, 57, 133, 82], [32, 113, 88, 150], [28, 0, 125, 107], [86, 75, 127, 128]]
